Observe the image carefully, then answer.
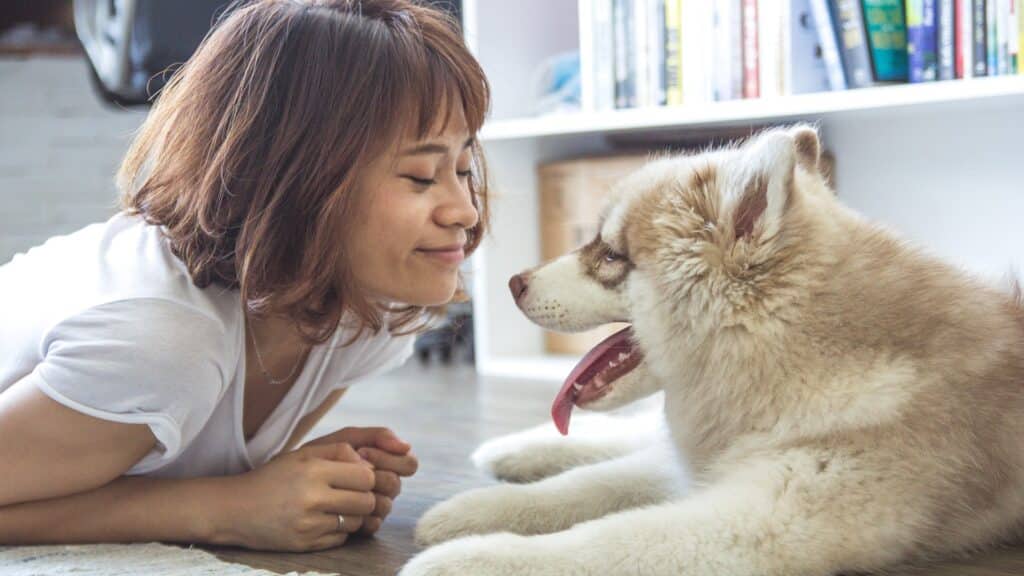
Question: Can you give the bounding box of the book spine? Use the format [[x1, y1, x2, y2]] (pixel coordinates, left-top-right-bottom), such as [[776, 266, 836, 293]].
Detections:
[[1011, 0, 1019, 72], [939, 0, 957, 78], [664, 0, 684, 105], [579, 0, 596, 112], [1013, 0, 1021, 72], [632, 0, 650, 107], [907, 0, 939, 81], [713, 0, 734, 99], [987, 0, 997, 74], [863, 0, 910, 81], [650, 0, 667, 105], [593, 0, 616, 110], [613, 0, 631, 107], [758, 0, 782, 97], [997, 0, 1010, 73], [742, 0, 761, 97], [973, 0, 989, 74], [789, 0, 834, 93], [811, 0, 850, 88], [956, 0, 975, 77], [830, 0, 875, 86], [730, 0, 745, 95]]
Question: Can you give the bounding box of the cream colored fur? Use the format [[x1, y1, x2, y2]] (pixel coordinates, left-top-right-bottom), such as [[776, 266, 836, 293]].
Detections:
[[400, 125, 1024, 576]]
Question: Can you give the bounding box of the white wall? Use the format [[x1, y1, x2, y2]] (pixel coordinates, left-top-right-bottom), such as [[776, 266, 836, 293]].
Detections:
[[0, 56, 147, 263], [823, 94, 1024, 283]]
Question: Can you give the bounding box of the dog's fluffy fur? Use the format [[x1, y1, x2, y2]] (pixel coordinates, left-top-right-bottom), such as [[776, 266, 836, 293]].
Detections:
[[400, 125, 1024, 576]]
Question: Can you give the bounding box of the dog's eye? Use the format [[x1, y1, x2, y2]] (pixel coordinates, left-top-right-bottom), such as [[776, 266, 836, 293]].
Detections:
[[604, 251, 623, 263]]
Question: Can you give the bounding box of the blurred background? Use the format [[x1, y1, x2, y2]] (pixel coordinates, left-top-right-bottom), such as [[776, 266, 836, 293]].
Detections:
[[1, 0, 1022, 384]]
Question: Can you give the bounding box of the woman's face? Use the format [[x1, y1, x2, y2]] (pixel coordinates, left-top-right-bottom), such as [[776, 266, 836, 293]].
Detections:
[[347, 109, 479, 307]]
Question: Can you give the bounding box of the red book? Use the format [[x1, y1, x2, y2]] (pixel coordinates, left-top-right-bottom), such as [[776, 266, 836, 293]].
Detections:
[[742, 0, 760, 98]]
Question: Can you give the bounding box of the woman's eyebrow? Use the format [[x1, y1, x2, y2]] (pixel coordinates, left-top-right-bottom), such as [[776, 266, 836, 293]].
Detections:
[[400, 137, 475, 157]]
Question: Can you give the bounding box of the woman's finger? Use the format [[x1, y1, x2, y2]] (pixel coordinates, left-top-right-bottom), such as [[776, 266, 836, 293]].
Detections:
[[373, 470, 401, 498], [308, 530, 350, 551], [318, 460, 376, 491], [372, 494, 393, 518], [312, 511, 365, 535], [358, 447, 418, 476], [358, 516, 383, 536], [318, 487, 377, 517]]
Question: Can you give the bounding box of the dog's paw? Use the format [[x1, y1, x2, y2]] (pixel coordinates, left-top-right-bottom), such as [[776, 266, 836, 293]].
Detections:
[[400, 533, 555, 576], [415, 485, 536, 546], [471, 435, 580, 483]]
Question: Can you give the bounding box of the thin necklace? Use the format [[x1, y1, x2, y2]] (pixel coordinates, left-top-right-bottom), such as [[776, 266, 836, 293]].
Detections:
[[247, 320, 305, 386]]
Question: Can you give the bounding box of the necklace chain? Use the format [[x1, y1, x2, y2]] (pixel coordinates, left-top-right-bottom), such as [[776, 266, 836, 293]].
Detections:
[[247, 320, 304, 386]]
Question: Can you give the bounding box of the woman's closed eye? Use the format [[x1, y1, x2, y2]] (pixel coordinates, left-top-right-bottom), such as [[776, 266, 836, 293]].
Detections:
[[402, 169, 472, 188]]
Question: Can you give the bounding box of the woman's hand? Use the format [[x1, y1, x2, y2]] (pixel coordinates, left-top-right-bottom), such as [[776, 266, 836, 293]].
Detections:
[[222, 442, 377, 551], [303, 427, 419, 535]]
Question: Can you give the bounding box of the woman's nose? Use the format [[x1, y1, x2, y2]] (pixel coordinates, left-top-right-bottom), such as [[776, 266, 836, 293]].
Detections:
[[436, 178, 479, 230]]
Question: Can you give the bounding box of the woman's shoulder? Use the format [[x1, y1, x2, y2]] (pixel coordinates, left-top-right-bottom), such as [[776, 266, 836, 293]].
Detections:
[[1, 212, 243, 349]]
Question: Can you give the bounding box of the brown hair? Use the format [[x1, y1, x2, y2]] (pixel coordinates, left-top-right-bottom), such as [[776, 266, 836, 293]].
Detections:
[[118, 0, 490, 343]]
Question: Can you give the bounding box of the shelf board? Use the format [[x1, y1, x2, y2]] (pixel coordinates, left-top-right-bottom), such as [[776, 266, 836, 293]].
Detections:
[[480, 76, 1024, 142]]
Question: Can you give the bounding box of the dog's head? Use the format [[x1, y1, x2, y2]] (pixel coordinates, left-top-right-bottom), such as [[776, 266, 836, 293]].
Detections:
[[511, 125, 834, 434]]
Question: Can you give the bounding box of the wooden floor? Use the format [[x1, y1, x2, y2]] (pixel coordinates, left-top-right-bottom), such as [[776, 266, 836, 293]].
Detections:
[[206, 362, 1024, 576]]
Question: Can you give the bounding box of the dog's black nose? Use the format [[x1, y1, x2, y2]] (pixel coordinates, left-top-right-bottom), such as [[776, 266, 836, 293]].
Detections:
[[509, 273, 529, 302]]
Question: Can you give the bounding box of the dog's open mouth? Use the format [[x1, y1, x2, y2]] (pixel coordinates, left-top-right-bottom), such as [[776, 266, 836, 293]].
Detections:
[[551, 326, 643, 435]]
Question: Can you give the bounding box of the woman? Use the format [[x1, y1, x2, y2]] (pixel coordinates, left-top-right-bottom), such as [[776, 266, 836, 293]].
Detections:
[[0, 0, 489, 553]]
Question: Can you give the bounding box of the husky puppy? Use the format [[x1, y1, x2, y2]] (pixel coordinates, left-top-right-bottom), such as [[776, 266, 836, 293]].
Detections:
[[400, 125, 1024, 576]]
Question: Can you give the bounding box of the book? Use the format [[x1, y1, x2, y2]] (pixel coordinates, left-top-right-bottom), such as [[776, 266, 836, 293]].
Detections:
[[632, 0, 651, 107], [973, 0, 988, 75], [787, 0, 833, 92], [759, 0, 783, 97], [938, 0, 956, 78], [810, 0, 849, 88], [907, 0, 939, 81], [649, 0, 667, 106], [613, 0, 634, 107], [682, 0, 714, 103], [664, 0, 684, 105], [742, 0, 761, 97], [593, 0, 616, 110], [997, 0, 1011, 74], [987, 0, 997, 74], [863, 0, 910, 81], [713, 0, 743, 100], [830, 0, 875, 87], [579, 0, 596, 112], [955, 0, 974, 78]]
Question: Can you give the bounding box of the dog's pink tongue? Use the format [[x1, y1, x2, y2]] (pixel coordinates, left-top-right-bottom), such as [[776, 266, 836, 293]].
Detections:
[[551, 378, 577, 436], [551, 326, 634, 435]]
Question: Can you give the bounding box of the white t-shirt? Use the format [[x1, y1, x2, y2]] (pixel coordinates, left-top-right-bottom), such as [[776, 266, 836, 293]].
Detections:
[[0, 213, 415, 478]]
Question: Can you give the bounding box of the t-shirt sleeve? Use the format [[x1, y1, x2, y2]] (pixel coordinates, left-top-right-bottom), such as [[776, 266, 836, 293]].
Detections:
[[26, 298, 231, 475]]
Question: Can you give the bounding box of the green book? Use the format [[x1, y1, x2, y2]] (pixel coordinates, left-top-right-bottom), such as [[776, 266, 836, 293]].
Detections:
[[863, 0, 909, 81]]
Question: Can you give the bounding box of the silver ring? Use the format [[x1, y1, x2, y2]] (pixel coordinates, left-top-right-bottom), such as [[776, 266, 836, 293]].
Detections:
[[337, 514, 346, 531]]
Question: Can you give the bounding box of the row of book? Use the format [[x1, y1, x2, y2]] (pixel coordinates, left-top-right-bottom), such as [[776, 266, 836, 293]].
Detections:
[[577, 0, 1024, 110]]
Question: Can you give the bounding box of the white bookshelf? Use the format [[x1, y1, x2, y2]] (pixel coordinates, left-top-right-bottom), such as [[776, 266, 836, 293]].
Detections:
[[463, 0, 1024, 381]]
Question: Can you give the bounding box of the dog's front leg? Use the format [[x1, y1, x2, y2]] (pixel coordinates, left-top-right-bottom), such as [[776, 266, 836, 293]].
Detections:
[[403, 447, 929, 576], [414, 442, 684, 547], [472, 408, 665, 483]]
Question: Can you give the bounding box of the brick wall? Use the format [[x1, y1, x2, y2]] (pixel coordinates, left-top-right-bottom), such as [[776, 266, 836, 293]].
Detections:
[[0, 56, 147, 263]]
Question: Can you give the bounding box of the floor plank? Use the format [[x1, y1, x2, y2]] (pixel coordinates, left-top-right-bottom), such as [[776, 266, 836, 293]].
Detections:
[[205, 362, 1024, 575]]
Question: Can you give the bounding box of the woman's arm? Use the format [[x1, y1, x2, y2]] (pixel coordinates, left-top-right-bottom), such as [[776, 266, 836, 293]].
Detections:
[[0, 473, 233, 545], [0, 375, 156, 508]]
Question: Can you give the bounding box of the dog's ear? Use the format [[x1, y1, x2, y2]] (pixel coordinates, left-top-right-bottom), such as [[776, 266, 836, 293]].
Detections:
[[731, 126, 817, 241]]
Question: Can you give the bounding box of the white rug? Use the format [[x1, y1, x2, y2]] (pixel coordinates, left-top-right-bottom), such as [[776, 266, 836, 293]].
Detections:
[[0, 542, 337, 576]]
